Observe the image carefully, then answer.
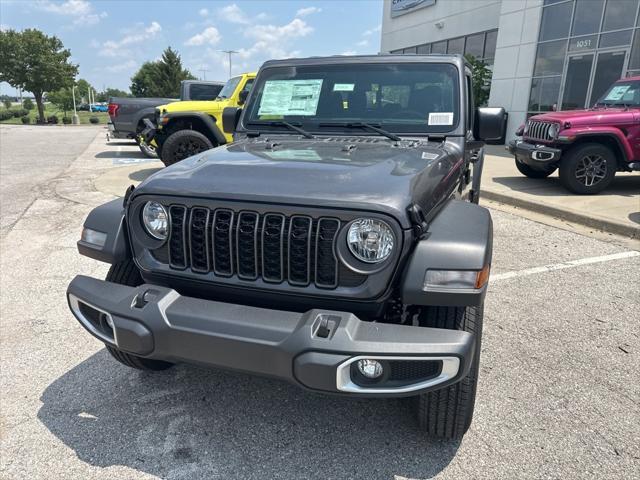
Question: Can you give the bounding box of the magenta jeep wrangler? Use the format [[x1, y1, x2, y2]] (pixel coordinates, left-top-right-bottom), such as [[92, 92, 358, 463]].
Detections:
[[509, 76, 640, 194]]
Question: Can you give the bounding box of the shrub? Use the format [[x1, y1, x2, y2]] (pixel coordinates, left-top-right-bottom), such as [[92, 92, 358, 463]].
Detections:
[[47, 115, 59, 124], [23, 98, 34, 110], [2, 99, 11, 109], [89, 116, 99, 124], [0, 110, 13, 121], [62, 116, 72, 124], [12, 108, 28, 118], [21, 116, 30, 124]]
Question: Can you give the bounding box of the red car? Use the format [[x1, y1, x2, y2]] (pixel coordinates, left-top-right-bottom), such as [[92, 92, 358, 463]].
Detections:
[[509, 76, 640, 194]]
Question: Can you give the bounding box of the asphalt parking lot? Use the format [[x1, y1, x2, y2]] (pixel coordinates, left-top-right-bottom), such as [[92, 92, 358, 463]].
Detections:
[[1, 124, 639, 480]]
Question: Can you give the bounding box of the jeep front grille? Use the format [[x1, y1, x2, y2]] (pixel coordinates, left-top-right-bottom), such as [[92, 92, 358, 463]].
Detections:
[[162, 205, 347, 289], [525, 120, 555, 142]]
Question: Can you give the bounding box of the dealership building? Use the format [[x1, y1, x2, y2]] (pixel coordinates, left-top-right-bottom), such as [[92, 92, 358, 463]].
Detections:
[[381, 0, 640, 140]]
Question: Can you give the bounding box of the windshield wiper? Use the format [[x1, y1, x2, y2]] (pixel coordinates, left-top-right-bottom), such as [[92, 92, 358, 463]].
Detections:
[[318, 122, 402, 141], [246, 121, 314, 139]]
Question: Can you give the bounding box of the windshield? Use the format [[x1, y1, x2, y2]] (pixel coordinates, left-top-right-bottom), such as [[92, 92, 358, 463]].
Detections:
[[217, 76, 242, 99], [596, 80, 640, 107], [243, 63, 460, 135]]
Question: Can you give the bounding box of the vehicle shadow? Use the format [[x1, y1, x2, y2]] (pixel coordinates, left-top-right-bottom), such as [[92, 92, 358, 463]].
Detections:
[[129, 167, 162, 182], [629, 212, 640, 225], [492, 174, 640, 197], [95, 151, 148, 159], [38, 350, 460, 480], [106, 141, 138, 146]]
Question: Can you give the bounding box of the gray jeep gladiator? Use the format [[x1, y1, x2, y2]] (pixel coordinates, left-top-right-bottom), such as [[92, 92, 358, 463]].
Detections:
[[67, 54, 505, 440]]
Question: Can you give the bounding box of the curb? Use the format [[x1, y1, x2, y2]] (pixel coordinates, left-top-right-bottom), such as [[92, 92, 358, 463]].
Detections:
[[482, 189, 639, 239]]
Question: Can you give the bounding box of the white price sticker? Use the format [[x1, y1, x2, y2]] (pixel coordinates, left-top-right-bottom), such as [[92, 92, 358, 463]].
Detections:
[[428, 112, 454, 126]]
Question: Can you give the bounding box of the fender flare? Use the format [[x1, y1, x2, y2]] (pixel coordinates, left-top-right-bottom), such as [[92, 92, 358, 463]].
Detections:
[[401, 199, 493, 307], [77, 198, 130, 264], [564, 129, 632, 163], [163, 111, 227, 146]]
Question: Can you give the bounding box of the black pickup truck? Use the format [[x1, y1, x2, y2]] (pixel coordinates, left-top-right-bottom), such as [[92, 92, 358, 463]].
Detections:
[[68, 54, 505, 440], [107, 80, 224, 157]]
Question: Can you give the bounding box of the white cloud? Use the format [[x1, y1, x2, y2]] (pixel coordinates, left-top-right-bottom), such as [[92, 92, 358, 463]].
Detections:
[[341, 50, 357, 56], [296, 6, 321, 17], [105, 59, 137, 73], [246, 18, 313, 44], [98, 21, 162, 57], [356, 39, 369, 47], [36, 0, 107, 27], [362, 24, 381, 36], [185, 26, 222, 47], [219, 4, 250, 24], [199, 8, 209, 17]]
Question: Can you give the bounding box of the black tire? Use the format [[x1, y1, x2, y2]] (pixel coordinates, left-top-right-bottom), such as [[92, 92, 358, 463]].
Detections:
[[104, 260, 173, 371], [559, 143, 616, 194], [515, 158, 556, 178], [414, 305, 483, 440], [161, 129, 214, 167]]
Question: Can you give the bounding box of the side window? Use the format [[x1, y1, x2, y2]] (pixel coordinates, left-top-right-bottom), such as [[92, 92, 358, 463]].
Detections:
[[465, 74, 474, 132], [241, 79, 255, 94]]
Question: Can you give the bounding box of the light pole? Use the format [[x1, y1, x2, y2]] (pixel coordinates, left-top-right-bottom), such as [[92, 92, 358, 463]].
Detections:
[[199, 68, 209, 80], [220, 50, 238, 79], [71, 85, 80, 125]]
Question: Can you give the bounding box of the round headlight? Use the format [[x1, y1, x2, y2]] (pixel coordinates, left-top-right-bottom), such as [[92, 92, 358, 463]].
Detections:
[[548, 123, 559, 139], [142, 201, 168, 240], [347, 218, 394, 263]]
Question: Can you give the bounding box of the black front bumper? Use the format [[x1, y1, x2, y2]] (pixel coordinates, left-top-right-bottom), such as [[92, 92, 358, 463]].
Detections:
[[508, 140, 562, 169], [67, 275, 475, 397]]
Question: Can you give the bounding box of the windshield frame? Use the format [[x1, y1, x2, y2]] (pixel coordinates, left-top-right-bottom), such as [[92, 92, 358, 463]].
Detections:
[[239, 60, 463, 137], [595, 79, 640, 107], [217, 75, 242, 100]]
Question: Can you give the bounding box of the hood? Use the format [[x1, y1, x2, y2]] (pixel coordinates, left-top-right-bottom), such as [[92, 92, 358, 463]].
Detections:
[[134, 136, 465, 228], [530, 107, 637, 127], [158, 99, 229, 114]]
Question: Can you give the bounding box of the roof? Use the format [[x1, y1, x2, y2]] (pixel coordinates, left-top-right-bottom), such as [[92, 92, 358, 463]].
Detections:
[[261, 54, 469, 70]]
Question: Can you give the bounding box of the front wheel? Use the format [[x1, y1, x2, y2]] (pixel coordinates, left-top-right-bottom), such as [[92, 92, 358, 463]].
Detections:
[[515, 158, 556, 178], [559, 143, 616, 194], [161, 129, 215, 167], [103, 260, 174, 371], [413, 305, 483, 440]]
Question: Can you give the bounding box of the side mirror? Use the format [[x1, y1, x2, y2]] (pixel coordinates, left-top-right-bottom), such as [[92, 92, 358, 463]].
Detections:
[[222, 107, 242, 134], [474, 107, 507, 143], [238, 89, 249, 105]]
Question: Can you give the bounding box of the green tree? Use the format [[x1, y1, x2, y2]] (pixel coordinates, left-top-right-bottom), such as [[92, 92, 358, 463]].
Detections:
[[0, 29, 78, 123], [76, 78, 93, 104], [2, 98, 11, 109], [48, 87, 74, 117], [95, 87, 130, 103], [130, 47, 195, 98], [23, 98, 34, 110], [465, 54, 492, 107]]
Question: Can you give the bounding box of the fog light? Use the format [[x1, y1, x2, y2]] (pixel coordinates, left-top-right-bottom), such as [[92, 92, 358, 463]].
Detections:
[[356, 359, 384, 379]]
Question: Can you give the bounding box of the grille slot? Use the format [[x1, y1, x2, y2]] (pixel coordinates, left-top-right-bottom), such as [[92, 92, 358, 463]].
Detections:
[[288, 216, 312, 286], [262, 214, 285, 282], [189, 208, 210, 273], [212, 209, 234, 276], [315, 218, 340, 288], [168, 206, 187, 269], [161, 206, 368, 289], [236, 211, 259, 280], [525, 120, 553, 142]]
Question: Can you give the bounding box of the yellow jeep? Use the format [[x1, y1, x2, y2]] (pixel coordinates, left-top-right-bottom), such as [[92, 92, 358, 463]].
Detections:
[[147, 72, 256, 166]]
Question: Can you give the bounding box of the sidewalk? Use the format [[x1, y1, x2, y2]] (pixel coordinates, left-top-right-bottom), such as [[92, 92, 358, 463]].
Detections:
[[481, 146, 640, 239]]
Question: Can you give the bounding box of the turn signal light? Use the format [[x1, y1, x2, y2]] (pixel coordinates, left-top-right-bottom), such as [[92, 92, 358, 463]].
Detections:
[[423, 265, 491, 291]]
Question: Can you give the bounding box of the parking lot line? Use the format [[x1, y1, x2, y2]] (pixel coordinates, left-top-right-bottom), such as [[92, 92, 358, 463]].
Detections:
[[491, 250, 640, 281]]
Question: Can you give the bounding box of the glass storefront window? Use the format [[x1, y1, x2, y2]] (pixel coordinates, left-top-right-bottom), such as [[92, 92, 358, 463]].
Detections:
[[431, 41, 446, 54], [539, 1, 573, 41], [417, 44, 430, 54], [447, 37, 465, 54], [465, 32, 485, 58], [539, 76, 561, 111], [561, 54, 594, 109], [589, 51, 627, 105], [599, 30, 633, 48], [484, 30, 498, 58], [602, 0, 638, 32], [403, 46, 417, 54], [569, 35, 598, 51], [630, 30, 640, 70], [571, 0, 604, 36], [534, 40, 568, 76]]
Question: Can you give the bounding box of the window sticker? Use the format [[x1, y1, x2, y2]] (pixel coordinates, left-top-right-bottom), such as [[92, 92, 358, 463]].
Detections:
[[421, 151, 439, 160], [605, 85, 631, 101], [333, 83, 355, 92], [258, 79, 323, 116], [263, 150, 322, 161], [428, 112, 454, 126]]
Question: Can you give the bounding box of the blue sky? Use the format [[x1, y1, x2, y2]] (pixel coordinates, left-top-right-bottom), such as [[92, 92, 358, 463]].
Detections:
[[0, 0, 383, 95]]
